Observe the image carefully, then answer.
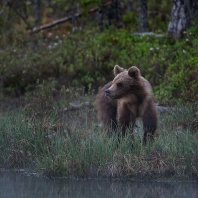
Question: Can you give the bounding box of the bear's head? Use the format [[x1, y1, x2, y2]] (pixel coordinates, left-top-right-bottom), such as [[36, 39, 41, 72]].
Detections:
[[105, 65, 142, 99]]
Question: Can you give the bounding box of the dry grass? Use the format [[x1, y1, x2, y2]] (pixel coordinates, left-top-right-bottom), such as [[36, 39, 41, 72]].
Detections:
[[0, 96, 197, 180]]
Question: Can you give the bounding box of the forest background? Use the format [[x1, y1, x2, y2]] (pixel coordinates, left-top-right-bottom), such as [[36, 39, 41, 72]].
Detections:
[[0, 0, 198, 106]]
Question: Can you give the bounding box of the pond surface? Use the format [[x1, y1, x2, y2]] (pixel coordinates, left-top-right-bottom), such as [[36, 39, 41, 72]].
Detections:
[[0, 171, 198, 198]]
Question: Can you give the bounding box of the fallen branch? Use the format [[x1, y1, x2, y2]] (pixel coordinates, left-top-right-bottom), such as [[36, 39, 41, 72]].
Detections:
[[31, 1, 113, 33], [32, 12, 82, 33]]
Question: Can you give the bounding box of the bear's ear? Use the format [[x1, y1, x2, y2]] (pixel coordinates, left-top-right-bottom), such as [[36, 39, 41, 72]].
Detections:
[[114, 65, 124, 76], [128, 66, 140, 79]]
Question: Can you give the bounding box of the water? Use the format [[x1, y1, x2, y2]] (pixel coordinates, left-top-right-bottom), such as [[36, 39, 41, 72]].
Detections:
[[0, 171, 198, 198]]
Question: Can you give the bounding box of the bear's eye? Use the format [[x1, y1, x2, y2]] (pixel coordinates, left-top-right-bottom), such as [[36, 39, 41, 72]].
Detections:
[[117, 83, 123, 88]]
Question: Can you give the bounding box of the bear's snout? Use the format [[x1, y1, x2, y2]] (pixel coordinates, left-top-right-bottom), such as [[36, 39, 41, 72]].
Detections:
[[105, 89, 110, 96]]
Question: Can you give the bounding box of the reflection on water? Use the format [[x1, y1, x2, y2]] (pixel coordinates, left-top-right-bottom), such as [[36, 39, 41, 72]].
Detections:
[[0, 171, 198, 198]]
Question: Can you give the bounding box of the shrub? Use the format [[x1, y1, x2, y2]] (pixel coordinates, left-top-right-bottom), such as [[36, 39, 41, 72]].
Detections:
[[0, 26, 198, 103]]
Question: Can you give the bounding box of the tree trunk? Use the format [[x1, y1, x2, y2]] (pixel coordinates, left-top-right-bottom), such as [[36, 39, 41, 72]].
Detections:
[[128, 0, 134, 11], [168, 0, 198, 38], [98, 0, 123, 31], [71, 0, 76, 31], [138, 0, 148, 32], [114, 0, 123, 28], [34, 0, 40, 27]]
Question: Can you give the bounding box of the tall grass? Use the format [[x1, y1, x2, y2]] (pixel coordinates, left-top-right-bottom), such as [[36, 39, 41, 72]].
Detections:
[[0, 101, 197, 179]]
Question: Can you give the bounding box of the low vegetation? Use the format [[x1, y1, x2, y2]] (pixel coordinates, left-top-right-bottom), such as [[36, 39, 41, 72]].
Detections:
[[0, 26, 198, 103], [0, 88, 197, 179]]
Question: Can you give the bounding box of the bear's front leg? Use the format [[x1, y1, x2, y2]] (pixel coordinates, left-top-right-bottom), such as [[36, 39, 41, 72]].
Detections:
[[117, 104, 134, 137], [142, 101, 158, 144]]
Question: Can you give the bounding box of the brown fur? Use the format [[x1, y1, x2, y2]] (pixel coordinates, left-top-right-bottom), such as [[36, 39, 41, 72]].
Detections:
[[95, 65, 158, 144]]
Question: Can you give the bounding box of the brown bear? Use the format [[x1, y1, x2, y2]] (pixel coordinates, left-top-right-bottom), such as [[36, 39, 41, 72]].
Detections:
[[95, 65, 158, 144]]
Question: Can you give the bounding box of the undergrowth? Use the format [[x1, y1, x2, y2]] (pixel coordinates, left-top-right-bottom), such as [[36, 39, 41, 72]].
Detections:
[[0, 26, 198, 103], [0, 100, 197, 179]]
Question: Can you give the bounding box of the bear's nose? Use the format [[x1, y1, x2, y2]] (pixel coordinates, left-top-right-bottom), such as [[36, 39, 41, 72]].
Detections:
[[105, 89, 110, 96]]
